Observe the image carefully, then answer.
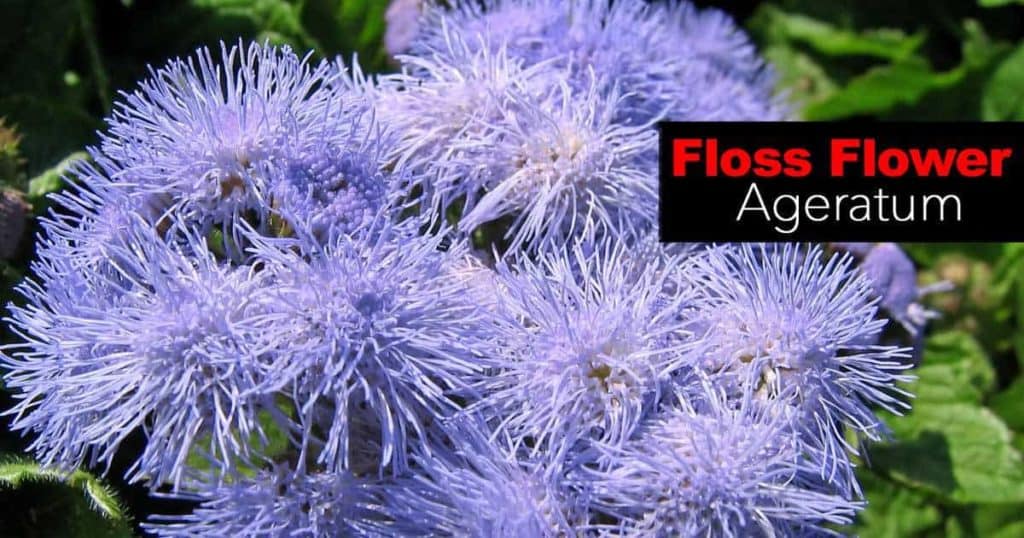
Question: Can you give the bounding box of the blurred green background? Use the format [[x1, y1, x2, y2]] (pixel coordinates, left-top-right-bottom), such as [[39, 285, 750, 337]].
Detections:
[[1, 0, 1024, 536]]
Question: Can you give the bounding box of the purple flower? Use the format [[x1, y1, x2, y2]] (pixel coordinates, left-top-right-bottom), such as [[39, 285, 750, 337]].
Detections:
[[101, 43, 342, 227], [391, 416, 590, 536], [385, 0, 424, 56], [851, 242, 953, 334], [249, 218, 487, 473], [470, 237, 697, 455], [410, 0, 786, 125], [686, 244, 912, 490], [265, 115, 395, 243], [383, 42, 659, 251], [586, 385, 858, 537], [2, 218, 295, 488], [377, 32, 559, 208], [460, 80, 658, 251], [148, 465, 402, 537]]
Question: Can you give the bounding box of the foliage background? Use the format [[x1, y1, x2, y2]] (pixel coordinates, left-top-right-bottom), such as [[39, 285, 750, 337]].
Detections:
[[1, 0, 1024, 536]]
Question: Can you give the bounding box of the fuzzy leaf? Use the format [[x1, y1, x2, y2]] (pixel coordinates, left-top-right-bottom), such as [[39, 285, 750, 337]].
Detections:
[[0, 457, 128, 523]]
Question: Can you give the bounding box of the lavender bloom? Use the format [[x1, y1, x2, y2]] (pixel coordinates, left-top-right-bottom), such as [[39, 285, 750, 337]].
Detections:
[[392, 417, 590, 536], [687, 244, 913, 489], [383, 39, 659, 251], [100, 43, 344, 228], [385, 0, 424, 56], [387, 1, 782, 250], [848, 242, 953, 335], [148, 465, 401, 537], [410, 0, 786, 125], [586, 387, 858, 537], [265, 116, 395, 242], [250, 218, 486, 473], [377, 32, 559, 207], [2, 218, 295, 488], [461, 81, 658, 251], [471, 237, 697, 456], [0, 3, 922, 533]]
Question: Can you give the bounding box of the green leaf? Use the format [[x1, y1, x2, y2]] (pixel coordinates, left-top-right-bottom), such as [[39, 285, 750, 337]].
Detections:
[[979, 0, 1024, 7], [983, 44, 1024, 120], [992, 522, 1024, 538], [854, 472, 943, 536], [804, 58, 963, 119], [26, 151, 87, 211], [870, 403, 1024, 504], [0, 456, 129, 523], [971, 504, 1024, 537], [749, 6, 925, 60], [912, 331, 995, 405], [300, 0, 389, 69], [990, 379, 1024, 431], [761, 44, 839, 109]]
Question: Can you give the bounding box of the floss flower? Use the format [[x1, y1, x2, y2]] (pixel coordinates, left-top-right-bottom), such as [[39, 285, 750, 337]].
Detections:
[[410, 0, 786, 125], [687, 244, 912, 491], [472, 236, 697, 455], [385, 35, 661, 251], [391, 417, 590, 536], [2, 217, 296, 488], [101, 42, 338, 227], [148, 465, 403, 537], [251, 218, 487, 473], [586, 387, 858, 537], [0, 2, 933, 536]]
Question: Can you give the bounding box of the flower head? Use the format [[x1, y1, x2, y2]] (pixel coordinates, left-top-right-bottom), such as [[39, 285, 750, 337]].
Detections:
[[472, 236, 696, 455], [392, 417, 590, 536], [410, 0, 786, 125], [2, 217, 294, 488], [687, 244, 912, 489], [250, 218, 486, 473], [148, 465, 401, 537], [587, 388, 857, 537], [101, 43, 341, 225], [457, 80, 658, 251], [853, 242, 953, 335], [265, 116, 395, 242]]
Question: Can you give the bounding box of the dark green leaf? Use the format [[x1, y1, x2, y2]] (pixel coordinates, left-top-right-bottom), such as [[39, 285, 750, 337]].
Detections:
[[854, 472, 943, 536]]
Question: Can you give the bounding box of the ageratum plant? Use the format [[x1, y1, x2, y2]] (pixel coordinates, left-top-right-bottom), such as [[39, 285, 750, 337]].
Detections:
[[1, 1, 926, 536]]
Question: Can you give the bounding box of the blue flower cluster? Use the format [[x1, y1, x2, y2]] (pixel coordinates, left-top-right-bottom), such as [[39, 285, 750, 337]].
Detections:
[[2, 1, 920, 536]]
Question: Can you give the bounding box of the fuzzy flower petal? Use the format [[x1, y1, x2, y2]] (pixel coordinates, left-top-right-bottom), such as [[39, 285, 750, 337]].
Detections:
[[472, 236, 698, 455]]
